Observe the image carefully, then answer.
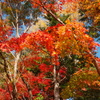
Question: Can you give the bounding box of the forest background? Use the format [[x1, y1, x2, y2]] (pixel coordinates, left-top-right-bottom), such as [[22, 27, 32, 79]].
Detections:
[[0, 0, 100, 100]]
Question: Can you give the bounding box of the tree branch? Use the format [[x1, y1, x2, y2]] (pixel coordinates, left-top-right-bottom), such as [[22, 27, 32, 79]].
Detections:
[[21, 76, 33, 100], [87, 50, 100, 75], [30, 0, 65, 25]]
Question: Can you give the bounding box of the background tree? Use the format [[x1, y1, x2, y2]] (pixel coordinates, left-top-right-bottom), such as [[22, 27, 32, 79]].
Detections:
[[1, 0, 42, 34], [78, 0, 100, 40], [61, 68, 100, 100]]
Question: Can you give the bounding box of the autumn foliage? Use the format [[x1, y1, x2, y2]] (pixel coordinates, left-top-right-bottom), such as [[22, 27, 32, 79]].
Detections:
[[79, 0, 100, 25], [61, 69, 100, 99], [0, 0, 100, 100], [0, 19, 99, 99]]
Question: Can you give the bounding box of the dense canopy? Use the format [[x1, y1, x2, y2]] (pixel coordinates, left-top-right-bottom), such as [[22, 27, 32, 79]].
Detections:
[[0, 0, 100, 100]]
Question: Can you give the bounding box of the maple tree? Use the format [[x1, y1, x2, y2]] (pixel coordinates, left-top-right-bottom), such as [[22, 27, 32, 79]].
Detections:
[[0, 0, 100, 100]]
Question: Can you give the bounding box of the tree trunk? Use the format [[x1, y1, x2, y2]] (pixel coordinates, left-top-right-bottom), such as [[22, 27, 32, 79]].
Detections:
[[54, 81, 60, 100], [12, 82, 18, 100], [54, 66, 60, 100]]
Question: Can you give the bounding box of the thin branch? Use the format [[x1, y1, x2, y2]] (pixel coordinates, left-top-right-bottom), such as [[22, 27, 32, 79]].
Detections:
[[59, 76, 66, 83], [21, 76, 33, 100], [41, 5, 64, 25], [24, 25, 31, 33], [93, 26, 100, 31], [15, 10, 19, 37], [11, 22, 16, 29], [24, 21, 34, 33], [87, 50, 100, 75], [10, 51, 16, 58]]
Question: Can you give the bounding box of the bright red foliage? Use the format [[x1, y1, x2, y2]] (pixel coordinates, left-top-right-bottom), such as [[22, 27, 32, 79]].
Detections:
[[0, 20, 12, 51]]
